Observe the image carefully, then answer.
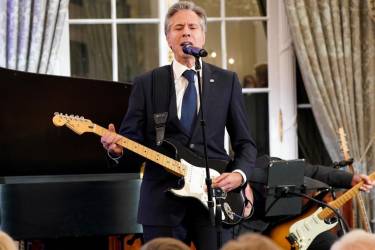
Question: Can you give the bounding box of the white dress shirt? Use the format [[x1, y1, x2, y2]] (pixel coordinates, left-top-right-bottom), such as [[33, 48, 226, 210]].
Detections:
[[172, 59, 201, 119]]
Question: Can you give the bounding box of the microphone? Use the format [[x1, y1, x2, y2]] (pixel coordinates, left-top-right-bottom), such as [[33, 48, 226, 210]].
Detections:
[[332, 158, 354, 168], [182, 44, 208, 57]]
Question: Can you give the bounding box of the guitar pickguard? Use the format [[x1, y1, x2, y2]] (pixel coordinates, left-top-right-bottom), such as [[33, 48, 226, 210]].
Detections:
[[288, 208, 337, 250], [161, 139, 247, 225]]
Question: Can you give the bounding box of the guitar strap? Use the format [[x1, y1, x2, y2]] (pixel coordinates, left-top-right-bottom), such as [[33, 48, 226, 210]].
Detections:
[[151, 65, 174, 146]]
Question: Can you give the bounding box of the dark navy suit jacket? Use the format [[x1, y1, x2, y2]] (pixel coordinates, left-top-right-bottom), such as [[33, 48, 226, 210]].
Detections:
[[118, 62, 257, 226]]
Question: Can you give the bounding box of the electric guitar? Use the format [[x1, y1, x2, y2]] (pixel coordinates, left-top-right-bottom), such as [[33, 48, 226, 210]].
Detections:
[[269, 171, 375, 250], [52, 113, 249, 225], [338, 127, 372, 232]]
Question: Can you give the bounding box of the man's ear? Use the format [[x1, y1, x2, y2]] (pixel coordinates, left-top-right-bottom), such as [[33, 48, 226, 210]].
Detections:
[[166, 33, 174, 50], [202, 32, 206, 46]]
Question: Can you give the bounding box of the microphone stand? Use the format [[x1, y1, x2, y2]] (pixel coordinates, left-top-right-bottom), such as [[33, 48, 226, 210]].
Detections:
[[194, 56, 222, 249]]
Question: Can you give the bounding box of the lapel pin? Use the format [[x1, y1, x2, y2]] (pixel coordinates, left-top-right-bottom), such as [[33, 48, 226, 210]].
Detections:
[[209, 79, 215, 83]]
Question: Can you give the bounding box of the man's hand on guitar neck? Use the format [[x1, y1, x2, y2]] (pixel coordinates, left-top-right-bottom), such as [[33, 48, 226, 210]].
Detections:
[[100, 123, 124, 158], [351, 174, 375, 192]]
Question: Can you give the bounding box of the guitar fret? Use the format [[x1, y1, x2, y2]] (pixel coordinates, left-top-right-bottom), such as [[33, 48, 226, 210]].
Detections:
[[160, 155, 169, 168]]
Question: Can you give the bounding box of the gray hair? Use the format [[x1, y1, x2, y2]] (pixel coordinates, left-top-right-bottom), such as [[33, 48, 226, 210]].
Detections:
[[164, 1, 207, 35]]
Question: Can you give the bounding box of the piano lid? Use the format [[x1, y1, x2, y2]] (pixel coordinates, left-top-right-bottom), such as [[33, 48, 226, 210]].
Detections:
[[0, 67, 133, 176]]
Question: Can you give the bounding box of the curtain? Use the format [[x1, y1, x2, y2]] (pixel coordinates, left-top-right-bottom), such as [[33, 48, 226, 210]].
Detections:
[[0, 0, 69, 74], [285, 0, 375, 229]]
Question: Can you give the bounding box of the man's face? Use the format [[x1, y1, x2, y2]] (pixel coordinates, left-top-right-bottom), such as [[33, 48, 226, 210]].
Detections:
[[166, 10, 206, 64]]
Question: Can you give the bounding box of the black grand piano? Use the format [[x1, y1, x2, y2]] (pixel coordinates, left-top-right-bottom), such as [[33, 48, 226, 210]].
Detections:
[[0, 67, 142, 248]]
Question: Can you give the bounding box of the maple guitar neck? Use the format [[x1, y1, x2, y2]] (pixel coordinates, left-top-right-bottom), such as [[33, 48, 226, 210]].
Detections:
[[318, 172, 375, 219], [88, 124, 185, 177]]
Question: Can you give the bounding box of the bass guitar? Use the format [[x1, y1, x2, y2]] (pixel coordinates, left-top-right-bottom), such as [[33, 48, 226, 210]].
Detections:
[[270, 171, 375, 250], [52, 113, 250, 225]]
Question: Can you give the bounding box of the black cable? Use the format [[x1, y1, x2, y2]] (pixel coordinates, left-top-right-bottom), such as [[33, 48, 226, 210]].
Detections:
[[264, 195, 282, 216], [233, 198, 255, 220]]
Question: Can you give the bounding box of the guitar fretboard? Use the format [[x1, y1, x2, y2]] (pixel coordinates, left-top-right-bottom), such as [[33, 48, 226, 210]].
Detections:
[[318, 172, 375, 219], [93, 124, 186, 177]]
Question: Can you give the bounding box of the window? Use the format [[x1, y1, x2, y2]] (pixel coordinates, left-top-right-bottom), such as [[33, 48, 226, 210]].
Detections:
[[187, 0, 269, 156], [296, 65, 331, 165], [68, 0, 162, 82]]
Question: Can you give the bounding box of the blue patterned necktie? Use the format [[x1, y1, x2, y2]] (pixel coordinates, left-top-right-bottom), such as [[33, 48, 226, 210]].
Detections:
[[181, 69, 197, 134]]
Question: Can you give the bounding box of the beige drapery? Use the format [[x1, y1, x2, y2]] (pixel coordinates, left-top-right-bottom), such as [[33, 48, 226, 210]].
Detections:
[[285, 0, 375, 228], [0, 0, 69, 73]]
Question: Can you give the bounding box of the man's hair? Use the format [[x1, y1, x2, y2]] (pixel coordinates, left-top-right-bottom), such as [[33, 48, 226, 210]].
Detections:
[[141, 237, 190, 250], [221, 233, 281, 250], [331, 229, 375, 250], [164, 1, 207, 35], [0, 231, 17, 250]]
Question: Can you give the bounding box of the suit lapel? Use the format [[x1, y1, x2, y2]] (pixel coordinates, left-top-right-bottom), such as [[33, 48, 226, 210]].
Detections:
[[167, 69, 181, 129]]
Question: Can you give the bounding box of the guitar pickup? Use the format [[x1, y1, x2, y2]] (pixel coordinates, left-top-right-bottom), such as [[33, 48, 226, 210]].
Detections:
[[286, 233, 299, 249]]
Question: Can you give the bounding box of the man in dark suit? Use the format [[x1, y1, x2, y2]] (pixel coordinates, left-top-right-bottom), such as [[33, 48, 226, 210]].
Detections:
[[100, 1, 257, 249], [238, 155, 374, 250]]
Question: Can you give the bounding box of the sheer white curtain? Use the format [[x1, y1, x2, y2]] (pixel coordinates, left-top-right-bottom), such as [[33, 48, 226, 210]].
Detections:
[[285, 0, 375, 228], [0, 0, 69, 73]]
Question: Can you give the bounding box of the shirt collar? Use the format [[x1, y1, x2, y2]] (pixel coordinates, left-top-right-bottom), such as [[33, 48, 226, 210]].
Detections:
[[172, 58, 202, 80]]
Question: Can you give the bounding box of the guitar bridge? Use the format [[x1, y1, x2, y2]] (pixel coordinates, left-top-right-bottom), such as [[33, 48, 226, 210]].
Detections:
[[286, 233, 299, 250]]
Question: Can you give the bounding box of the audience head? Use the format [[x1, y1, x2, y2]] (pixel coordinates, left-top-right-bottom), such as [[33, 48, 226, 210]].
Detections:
[[221, 233, 281, 250], [141, 237, 190, 250], [243, 74, 257, 88], [254, 63, 268, 87], [0, 231, 17, 250], [331, 229, 375, 250], [244, 63, 268, 88]]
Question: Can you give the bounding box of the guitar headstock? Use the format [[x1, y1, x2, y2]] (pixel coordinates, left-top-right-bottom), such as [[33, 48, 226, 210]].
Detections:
[[52, 112, 94, 135], [338, 127, 350, 160]]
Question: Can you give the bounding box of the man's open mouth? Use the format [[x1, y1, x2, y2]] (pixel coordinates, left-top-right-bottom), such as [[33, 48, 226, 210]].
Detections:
[[180, 42, 193, 47]]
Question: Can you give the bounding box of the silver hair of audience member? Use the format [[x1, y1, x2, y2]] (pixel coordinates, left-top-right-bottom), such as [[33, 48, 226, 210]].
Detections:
[[331, 229, 375, 250]]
